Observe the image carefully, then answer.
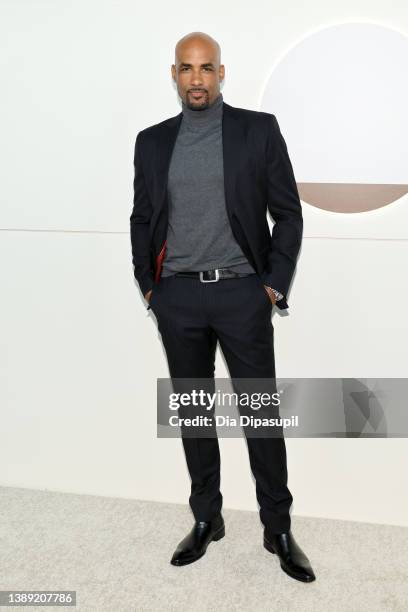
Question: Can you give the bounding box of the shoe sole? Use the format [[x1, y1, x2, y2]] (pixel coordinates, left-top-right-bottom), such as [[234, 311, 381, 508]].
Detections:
[[170, 525, 225, 567], [263, 538, 316, 583]]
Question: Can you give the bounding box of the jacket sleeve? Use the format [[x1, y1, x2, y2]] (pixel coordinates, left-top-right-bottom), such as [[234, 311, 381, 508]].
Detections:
[[130, 131, 155, 298], [260, 115, 303, 310]]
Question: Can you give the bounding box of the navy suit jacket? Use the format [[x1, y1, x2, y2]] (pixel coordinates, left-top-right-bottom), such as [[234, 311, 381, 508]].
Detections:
[[130, 100, 303, 309]]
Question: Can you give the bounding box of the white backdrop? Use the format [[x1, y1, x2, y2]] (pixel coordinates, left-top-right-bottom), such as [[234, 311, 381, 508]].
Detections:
[[1, 0, 407, 527]]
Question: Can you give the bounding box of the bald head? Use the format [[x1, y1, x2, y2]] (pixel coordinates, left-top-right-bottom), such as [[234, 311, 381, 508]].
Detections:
[[171, 32, 225, 110], [175, 32, 221, 65]]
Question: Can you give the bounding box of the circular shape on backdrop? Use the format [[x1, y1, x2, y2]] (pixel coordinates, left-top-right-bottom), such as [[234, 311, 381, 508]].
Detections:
[[260, 23, 408, 213]]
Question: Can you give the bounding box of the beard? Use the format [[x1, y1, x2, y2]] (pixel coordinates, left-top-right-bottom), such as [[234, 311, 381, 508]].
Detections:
[[185, 90, 210, 110]]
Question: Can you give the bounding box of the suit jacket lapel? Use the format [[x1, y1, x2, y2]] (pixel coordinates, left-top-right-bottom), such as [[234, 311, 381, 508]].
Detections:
[[222, 101, 244, 223], [156, 111, 183, 206]]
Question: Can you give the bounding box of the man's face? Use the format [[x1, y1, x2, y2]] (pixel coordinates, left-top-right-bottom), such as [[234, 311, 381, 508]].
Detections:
[[171, 42, 224, 110]]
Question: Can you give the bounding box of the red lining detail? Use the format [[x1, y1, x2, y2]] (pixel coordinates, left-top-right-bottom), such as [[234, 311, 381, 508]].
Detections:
[[154, 240, 167, 282]]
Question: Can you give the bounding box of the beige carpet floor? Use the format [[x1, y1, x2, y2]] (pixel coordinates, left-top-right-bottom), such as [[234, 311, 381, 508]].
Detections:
[[1, 486, 407, 611]]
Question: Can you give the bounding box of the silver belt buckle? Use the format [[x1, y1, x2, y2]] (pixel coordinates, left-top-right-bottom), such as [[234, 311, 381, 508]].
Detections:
[[199, 269, 220, 283]]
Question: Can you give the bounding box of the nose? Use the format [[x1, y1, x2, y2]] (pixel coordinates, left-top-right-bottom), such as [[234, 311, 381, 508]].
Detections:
[[190, 70, 204, 86]]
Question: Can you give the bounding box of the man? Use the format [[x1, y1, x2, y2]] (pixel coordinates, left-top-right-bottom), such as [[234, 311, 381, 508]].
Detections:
[[130, 31, 315, 583]]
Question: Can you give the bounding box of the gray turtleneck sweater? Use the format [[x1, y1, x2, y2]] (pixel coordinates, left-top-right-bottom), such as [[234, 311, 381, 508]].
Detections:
[[161, 92, 255, 277]]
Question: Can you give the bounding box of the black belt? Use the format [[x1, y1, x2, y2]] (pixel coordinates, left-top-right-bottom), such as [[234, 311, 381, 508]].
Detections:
[[175, 268, 254, 282]]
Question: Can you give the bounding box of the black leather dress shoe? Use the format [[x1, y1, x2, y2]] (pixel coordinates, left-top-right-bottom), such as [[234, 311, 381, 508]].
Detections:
[[264, 530, 316, 582], [170, 513, 225, 566]]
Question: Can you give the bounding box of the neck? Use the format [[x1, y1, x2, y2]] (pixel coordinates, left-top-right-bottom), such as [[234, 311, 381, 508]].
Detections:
[[181, 92, 223, 127]]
